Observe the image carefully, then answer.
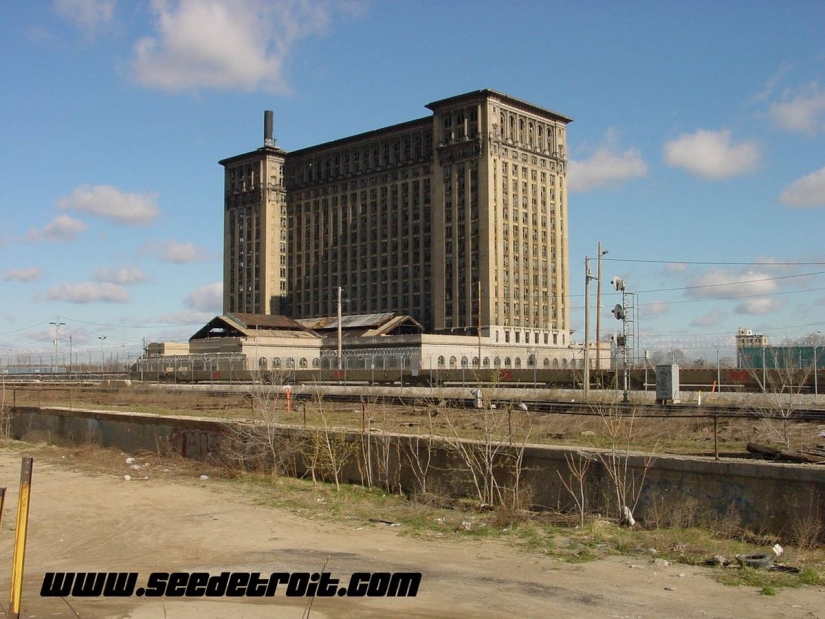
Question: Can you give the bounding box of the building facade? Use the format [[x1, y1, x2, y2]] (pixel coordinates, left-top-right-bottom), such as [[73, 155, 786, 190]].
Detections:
[[220, 90, 572, 348]]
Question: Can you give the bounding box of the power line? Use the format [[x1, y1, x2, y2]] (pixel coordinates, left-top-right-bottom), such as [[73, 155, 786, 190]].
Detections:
[[605, 258, 825, 266]]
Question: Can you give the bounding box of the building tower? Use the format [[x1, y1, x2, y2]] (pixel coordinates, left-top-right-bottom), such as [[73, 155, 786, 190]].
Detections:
[[219, 111, 288, 315], [220, 90, 572, 348]]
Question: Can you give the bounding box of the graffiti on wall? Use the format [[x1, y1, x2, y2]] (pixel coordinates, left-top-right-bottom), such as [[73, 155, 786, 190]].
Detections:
[[638, 474, 760, 524]]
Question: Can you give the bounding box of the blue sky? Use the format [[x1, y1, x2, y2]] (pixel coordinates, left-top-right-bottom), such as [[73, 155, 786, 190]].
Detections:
[[1, 0, 824, 364]]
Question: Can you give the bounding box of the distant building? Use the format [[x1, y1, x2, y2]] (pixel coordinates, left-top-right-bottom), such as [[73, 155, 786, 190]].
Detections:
[[735, 327, 824, 370], [219, 89, 573, 352]]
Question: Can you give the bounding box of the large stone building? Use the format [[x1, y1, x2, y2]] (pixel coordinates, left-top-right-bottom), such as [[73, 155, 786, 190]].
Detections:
[[219, 89, 572, 350]]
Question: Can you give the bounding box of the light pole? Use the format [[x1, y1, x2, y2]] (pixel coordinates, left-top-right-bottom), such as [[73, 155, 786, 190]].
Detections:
[[50, 318, 65, 375]]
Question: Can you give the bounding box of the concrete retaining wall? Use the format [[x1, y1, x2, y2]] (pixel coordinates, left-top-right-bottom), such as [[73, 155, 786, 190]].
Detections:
[[10, 406, 825, 539]]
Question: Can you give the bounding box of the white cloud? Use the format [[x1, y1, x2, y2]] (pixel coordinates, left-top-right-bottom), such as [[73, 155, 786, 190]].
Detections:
[[686, 269, 777, 300], [644, 301, 669, 316], [142, 240, 212, 263], [734, 298, 785, 315], [769, 84, 825, 135], [156, 310, 215, 326], [690, 309, 726, 328], [131, 0, 353, 93], [778, 166, 825, 208], [183, 282, 223, 312], [663, 129, 760, 180], [663, 263, 687, 276], [27, 214, 88, 242], [2, 267, 43, 282], [94, 266, 149, 285], [568, 143, 647, 192], [47, 282, 131, 304], [58, 185, 159, 226], [54, 0, 115, 32]]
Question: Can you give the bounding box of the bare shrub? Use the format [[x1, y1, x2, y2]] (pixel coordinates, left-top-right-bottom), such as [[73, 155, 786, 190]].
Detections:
[[223, 370, 299, 477], [557, 451, 594, 527], [590, 401, 658, 524], [439, 404, 533, 511], [302, 408, 359, 491], [786, 491, 824, 550]]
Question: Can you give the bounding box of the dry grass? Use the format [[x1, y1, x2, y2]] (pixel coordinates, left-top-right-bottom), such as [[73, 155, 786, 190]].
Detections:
[[9, 384, 825, 456]]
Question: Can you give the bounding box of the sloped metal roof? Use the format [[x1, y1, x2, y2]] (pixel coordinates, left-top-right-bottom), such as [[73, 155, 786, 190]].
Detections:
[[190, 314, 316, 341], [228, 313, 309, 330], [296, 313, 398, 331]]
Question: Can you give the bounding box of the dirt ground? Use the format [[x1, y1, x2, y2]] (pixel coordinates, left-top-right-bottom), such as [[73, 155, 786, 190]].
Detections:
[[0, 447, 821, 619]]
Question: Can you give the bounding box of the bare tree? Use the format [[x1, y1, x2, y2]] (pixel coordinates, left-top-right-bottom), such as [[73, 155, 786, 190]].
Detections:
[[439, 404, 533, 511], [748, 348, 814, 449], [590, 401, 658, 524], [557, 452, 594, 527], [303, 409, 358, 491]]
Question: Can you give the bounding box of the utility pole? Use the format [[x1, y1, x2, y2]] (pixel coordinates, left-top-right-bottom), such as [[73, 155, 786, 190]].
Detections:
[[477, 280, 482, 370], [583, 257, 597, 398], [595, 243, 607, 374], [337, 286, 343, 370]]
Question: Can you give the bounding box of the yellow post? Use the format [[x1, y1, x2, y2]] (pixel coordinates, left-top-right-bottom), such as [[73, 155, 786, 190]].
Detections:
[[9, 458, 32, 619]]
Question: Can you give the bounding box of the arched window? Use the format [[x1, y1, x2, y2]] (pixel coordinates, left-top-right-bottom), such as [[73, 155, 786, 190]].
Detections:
[[273, 357, 281, 368], [461, 356, 469, 368], [504, 357, 512, 368], [543, 358, 550, 368], [528, 354, 536, 367], [515, 357, 522, 368], [483, 357, 490, 367], [437, 355, 446, 367], [449, 356, 457, 368], [494, 356, 501, 367], [472, 356, 479, 367], [553, 358, 560, 369], [286, 357, 295, 369], [312, 358, 320, 368], [258, 357, 268, 370], [299, 358, 308, 369]]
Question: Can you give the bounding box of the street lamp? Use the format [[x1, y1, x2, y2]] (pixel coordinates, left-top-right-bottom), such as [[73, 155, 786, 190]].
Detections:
[[98, 336, 107, 372]]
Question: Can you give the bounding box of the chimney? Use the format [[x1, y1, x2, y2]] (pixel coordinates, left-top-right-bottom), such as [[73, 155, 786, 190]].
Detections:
[[264, 110, 275, 147]]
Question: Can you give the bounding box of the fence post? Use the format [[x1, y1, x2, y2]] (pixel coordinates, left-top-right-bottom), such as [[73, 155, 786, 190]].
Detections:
[[9, 457, 33, 619]]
